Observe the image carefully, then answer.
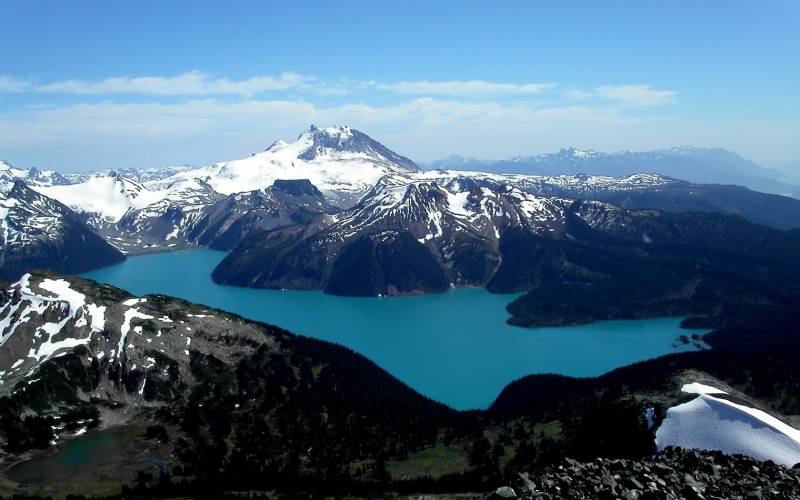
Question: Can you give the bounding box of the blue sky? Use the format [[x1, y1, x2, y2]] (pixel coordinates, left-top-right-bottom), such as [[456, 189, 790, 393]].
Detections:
[[1, 0, 798, 172]]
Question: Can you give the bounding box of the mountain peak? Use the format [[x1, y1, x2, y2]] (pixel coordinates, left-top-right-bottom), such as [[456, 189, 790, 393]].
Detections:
[[307, 124, 354, 139], [298, 124, 361, 154], [294, 125, 419, 172]]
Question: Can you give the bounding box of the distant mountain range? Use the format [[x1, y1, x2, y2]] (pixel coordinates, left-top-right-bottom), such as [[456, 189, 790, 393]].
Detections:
[[423, 147, 800, 198], [3, 125, 800, 286]]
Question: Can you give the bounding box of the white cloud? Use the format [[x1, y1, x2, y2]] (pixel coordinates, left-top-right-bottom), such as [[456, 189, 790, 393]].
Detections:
[[1, 73, 558, 98], [594, 84, 678, 106], [0, 72, 680, 109], [0, 96, 664, 170], [0, 98, 642, 144], [0, 73, 687, 169], [2, 74, 794, 169], [376, 80, 557, 96], [0, 76, 30, 92], [34, 71, 315, 97]]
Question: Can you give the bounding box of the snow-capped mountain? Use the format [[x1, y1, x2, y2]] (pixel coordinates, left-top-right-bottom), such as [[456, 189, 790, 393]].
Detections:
[[26, 124, 420, 213], [421, 155, 495, 171], [427, 146, 800, 198], [34, 173, 169, 224], [32, 171, 225, 231], [413, 170, 800, 230], [23, 125, 422, 253], [0, 180, 124, 281], [0, 160, 70, 192], [330, 175, 573, 245], [509, 146, 604, 164], [415, 170, 675, 195], [0, 270, 293, 449], [107, 178, 340, 253], [6, 125, 800, 268], [211, 176, 608, 294], [0, 161, 28, 193], [101, 177, 225, 253], [0, 272, 238, 394], [187, 178, 340, 250], [1, 181, 69, 251], [151, 125, 420, 207], [55, 164, 196, 185]]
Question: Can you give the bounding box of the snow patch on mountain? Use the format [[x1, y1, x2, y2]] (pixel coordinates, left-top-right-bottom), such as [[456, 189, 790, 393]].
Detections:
[[35, 174, 167, 223], [0, 275, 106, 366], [323, 174, 573, 249], [118, 300, 154, 363], [681, 382, 728, 395], [655, 382, 800, 466], [0, 275, 178, 389]]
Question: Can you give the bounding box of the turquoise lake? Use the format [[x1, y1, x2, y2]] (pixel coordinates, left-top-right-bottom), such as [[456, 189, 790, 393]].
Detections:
[[81, 249, 703, 410]]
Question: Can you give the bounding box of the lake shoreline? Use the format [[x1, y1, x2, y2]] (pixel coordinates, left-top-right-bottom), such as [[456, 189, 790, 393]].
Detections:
[[100, 247, 715, 332], [79, 248, 708, 410]]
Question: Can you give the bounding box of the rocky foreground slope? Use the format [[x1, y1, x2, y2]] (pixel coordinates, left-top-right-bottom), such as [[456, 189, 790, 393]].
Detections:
[[491, 447, 800, 500]]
